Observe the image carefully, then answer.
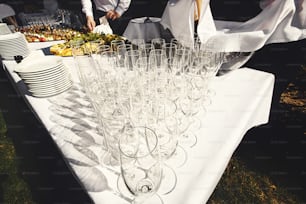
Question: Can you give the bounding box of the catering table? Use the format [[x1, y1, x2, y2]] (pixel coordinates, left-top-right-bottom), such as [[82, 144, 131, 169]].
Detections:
[[123, 17, 165, 42], [2, 41, 275, 204]]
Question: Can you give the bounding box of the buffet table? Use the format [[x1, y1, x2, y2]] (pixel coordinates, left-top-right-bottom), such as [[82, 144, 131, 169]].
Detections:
[[123, 17, 164, 42], [2, 41, 275, 204]]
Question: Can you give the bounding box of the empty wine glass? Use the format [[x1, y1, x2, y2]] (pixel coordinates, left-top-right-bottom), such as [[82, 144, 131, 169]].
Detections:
[[170, 36, 188, 49], [100, 109, 130, 167], [116, 44, 132, 68], [148, 49, 168, 74], [96, 44, 111, 54], [144, 98, 186, 195], [88, 39, 102, 54], [137, 43, 154, 57], [198, 50, 225, 100], [111, 39, 125, 52], [125, 50, 141, 71], [98, 50, 118, 70], [172, 48, 191, 75], [151, 38, 166, 50], [71, 39, 88, 56], [164, 43, 177, 65], [131, 38, 146, 50], [72, 43, 119, 168], [118, 126, 163, 204], [91, 44, 111, 65]]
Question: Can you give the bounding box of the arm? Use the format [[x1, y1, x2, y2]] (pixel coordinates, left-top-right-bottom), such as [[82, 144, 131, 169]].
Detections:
[[195, 0, 202, 21], [106, 0, 131, 20], [81, 0, 96, 31], [115, 0, 131, 16], [6, 16, 18, 28]]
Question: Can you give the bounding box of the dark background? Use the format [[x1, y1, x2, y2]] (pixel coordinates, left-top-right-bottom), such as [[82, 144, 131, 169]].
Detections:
[[1, 0, 168, 28], [1, 0, 305, 203]]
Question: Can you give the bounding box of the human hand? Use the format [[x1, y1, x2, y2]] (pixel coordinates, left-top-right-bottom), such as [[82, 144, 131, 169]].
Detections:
[[106, 10, 121, 20], [86, 16, 96, 31]]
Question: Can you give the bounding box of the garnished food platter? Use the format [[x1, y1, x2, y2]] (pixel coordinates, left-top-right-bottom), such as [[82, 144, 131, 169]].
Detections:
[[16, 25, 82, 42], [17, 25, 125, 57], [49, 32, 125, 57]]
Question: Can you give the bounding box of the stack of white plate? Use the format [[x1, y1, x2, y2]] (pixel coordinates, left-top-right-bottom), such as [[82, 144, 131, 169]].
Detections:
[[0, 32, 30, 60], [0, 23, 12, 35], [14, 56, 73, 98]]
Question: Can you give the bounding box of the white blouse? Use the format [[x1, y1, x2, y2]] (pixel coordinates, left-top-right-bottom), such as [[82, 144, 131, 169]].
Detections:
[[81, 0, 131, 17]]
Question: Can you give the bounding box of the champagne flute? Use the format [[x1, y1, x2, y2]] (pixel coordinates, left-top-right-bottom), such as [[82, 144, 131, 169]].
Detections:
[[198, 50, 225, 101], [145, 97, 184, 195], [164, 43, 177, 66], [131, 38, 146, 50], [71, 41, 119, 169], [139, 43, 154, 57], [118, 126, 164, 204], [116, 44, 132, 68], [111, 39, 125, 52], [151, 38, 166, 50], [125, 50, 141, 71]]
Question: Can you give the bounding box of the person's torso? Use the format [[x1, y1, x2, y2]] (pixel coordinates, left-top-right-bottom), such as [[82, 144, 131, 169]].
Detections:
[[93, 0, 118, 12]]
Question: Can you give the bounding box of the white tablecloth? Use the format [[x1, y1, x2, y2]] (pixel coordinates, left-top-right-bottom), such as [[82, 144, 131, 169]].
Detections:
[[2, 42, 275, 204], [123, 17, 163, 42]]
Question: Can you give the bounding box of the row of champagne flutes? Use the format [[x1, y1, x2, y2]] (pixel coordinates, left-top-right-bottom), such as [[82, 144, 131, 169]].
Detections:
[[71, 37, 224, 203]]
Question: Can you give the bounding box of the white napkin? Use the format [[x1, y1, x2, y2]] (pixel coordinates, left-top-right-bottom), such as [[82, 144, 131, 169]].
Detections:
[[93, 16, 113, 34]]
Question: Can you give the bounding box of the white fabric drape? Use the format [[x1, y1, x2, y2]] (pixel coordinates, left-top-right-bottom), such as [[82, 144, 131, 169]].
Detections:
[[160, 0, 196, 46], [161, 0, 306, 52]]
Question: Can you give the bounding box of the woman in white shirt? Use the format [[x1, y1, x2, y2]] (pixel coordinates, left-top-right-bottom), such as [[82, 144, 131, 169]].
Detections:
[[81, 0, 131, 34]]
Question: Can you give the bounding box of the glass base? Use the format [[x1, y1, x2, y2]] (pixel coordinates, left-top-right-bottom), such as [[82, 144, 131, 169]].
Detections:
[[158, 164, 177, 195], [164, 145, 188, 168], [117, 175, 164, 204], [100, 151, 121, 174], [179, 130, 198, 148]]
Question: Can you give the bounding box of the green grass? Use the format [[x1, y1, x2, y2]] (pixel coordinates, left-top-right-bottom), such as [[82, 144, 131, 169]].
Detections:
[[0, 111, 35, 204], [208, 157, 300, 204]]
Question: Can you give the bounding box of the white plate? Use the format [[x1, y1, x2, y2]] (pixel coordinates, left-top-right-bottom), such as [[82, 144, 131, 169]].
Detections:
[[31, 86, 72, 98], [29, 79, 72, 93], [15, 56, 63, 73], [29, 80, 73, 98], [28, 78, 72, 92], [0, 41, 28, 49], [31, 88, 70, 98], [21, 68, 69, 83], [0, 38, 26, 44], [18, 63, 67, 77], [26, 77, 71, 90], [26, 75, 71, 89], [0, 32, 22, 41]]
